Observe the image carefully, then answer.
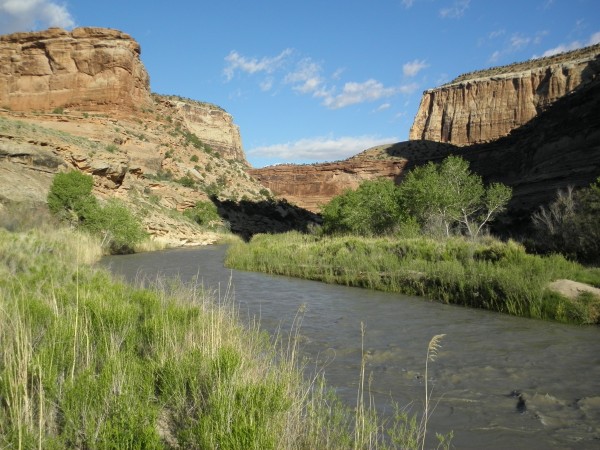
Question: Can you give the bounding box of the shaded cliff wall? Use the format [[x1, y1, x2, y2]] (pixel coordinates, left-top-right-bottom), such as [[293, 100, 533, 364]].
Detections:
[[0, 27, 151, 111], [409, 44, 600, 145], [248, 158, 408, 212]]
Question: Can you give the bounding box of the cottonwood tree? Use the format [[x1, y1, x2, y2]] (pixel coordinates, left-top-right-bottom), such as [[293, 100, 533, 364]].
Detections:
[[398, 156, 512, 238], [321, 178, 404, 236]]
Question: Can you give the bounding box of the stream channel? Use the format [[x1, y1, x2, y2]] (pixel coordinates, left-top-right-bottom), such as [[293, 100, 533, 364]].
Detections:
[[100, 245, 600, 449]]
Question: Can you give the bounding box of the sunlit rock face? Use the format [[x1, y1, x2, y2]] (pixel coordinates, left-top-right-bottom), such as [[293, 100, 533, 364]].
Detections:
[[0, 27, 151, 112], [409, 44, 600, 146]]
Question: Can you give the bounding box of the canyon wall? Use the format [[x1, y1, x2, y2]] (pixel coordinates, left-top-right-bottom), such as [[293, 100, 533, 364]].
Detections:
[[0, 27, 151, 111], [248, 158, 408, 212], [409, 44, 600, 145], [155, 96, 246, 163]]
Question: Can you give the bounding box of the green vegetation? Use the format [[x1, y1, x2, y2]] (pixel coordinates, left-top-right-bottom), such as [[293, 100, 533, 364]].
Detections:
[[226, 232, 600, 324], [322, 156, 511, 238], [531, 177, 600, 264], [0, 223, 451, 449], [226, 155, 600, 324], [398, 156, 511, 238], [48, 171, 147, 254], [183, 200, 221, 229]]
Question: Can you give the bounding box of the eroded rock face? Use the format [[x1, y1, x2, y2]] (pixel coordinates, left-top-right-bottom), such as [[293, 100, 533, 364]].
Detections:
[[409, 44, 600, 145], [0, 27, 151, 111], [248, 158, 408, 211], [154, 96, 246, 164]]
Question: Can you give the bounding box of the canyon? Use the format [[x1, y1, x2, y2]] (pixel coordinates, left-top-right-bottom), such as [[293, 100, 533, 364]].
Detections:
[[252, 44, 600, 216], [0, 27, 313, 245], [1, 26, 599, 243]]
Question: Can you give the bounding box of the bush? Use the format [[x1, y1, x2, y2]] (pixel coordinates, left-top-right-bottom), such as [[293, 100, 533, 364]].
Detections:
[[532, 178, 600, 264], [321, 178, 404, 236], [90, 199, 147, 254], [47, 170, 99, 225], [47, 171, 146, 254], [184, 201, 221, 228]]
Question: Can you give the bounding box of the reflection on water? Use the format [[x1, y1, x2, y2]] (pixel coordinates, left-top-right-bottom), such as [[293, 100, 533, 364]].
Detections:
[[101, 245, 600, 450]]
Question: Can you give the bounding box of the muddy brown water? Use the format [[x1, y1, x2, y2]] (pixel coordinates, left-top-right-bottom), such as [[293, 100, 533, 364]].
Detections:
[[100, 245, 600, 449]]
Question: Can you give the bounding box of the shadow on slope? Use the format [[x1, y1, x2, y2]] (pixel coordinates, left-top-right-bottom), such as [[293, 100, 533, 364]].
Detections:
[[211, 196, 321, 241]]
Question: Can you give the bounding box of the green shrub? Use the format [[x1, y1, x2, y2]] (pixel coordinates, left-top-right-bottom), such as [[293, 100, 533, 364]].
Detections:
[[183, 200, 221, 227], [47, 172, 146, 254], [190, 154, 199, 162], [321, 178, 404, 236], [47, 170, 99, 225], [177, 176, 196, 188]]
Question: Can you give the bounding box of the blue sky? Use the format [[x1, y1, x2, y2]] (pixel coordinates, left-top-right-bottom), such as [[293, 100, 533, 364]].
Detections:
[[1, 1, 599, 167]]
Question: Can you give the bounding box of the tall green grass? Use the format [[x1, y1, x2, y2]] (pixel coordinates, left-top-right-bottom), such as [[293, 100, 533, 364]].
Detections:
[[225, 232, 600, 324], [0, 226, 451, 449]]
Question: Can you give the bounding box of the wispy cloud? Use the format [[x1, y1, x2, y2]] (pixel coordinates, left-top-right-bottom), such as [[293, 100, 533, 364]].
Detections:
[[321, 79, 417, 110], [488, 30, 548, 63], [403, 59, 429, 77], [0, 0, 75, 34], [223, 49, 293, 81], [401, 0, 416, 8], [537, 31, 600, 57], [373, 103, 391, 112], [439, 0, 470, 19], [224, 49, 418, 110], [284, 58, 325, 94], [248, 134, 399, 164]]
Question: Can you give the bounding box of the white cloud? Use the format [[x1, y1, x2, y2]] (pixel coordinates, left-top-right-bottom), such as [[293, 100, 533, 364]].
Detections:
[[374, 103, 391, 112], [248, 134, 399, 164], [223, 48, 293, 81], [0, 0, 74, 34], [439, 0, 470, 19], [537, 31, 600, 57], [321, 79, 417, 109], [403, 59, 429, 77], [401, 0, 415, 7], [284, 58, 324, 94]]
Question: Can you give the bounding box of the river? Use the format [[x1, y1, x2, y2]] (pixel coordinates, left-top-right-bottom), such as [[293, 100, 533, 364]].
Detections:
[[100, 245, 600, 449]]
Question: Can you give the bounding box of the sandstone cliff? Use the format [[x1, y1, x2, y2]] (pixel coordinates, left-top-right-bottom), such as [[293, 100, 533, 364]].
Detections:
[[154, 95, 246, 164], [0, 27, 293, 245], [409, 44, 600, 145], [0, 27, 152, 112], [248, 157, 408, 212]]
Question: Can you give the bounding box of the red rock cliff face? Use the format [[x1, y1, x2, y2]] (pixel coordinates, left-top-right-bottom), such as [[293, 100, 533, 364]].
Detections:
[[409, 44, 600, 145], [0, 27, 151, 111], [248, 157, 408, 212]]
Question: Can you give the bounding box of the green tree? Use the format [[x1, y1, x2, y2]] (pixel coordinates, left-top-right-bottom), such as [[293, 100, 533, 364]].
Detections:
[[321, 178, 404, 236], [47, 170, 99, 225], [398, 156, 512, 238]]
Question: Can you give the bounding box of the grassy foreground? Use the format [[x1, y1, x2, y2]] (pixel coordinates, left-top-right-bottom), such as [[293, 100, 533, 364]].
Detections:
[[225, 232, 600, 324], [0, 227, 452, 449]]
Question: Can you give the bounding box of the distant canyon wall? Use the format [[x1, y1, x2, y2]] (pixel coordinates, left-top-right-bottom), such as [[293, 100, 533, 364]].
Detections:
[[409, 44, 600, 145], [0, 27, 152, 111], [248, 158, 408, 212]]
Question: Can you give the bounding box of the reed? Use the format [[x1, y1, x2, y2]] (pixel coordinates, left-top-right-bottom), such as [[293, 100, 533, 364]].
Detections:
[[0, 226, 451, 449], [226, 232, 600, 324]]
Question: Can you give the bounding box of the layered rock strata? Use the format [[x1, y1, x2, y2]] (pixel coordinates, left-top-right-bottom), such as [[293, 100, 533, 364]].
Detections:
[[0, 27, 151, 111], [409, 44, 600, 145], [248, 158, 408, 212], [154, 95, 246, 164]]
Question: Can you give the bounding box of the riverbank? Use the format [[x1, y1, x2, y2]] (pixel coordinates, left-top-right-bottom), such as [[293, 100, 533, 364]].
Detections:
[[225, 232, 600, 324], [0, 226, 450, 448]]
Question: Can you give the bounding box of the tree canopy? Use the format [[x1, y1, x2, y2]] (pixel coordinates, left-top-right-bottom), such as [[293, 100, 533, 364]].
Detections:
[[321, 156, 512, 239]]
